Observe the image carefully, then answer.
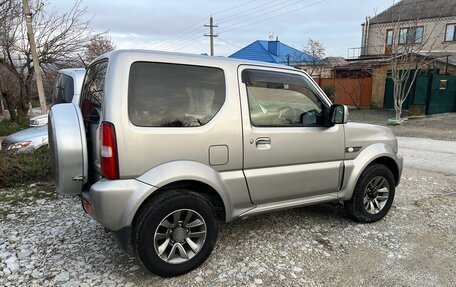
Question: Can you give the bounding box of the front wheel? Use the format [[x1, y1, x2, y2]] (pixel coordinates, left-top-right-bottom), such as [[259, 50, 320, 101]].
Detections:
[[344, 163, 396, 223], [133, 190, 219, 277]]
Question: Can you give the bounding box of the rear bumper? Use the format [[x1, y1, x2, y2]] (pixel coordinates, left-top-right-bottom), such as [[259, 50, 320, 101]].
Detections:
[[82, 178, 157, 248]]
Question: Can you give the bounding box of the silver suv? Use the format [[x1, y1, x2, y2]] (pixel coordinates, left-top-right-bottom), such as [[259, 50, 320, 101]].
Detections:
[[49, 50, 403, 277]]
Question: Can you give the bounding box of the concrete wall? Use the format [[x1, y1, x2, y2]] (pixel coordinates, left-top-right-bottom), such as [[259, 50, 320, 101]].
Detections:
[[365, 16, 456, 56]]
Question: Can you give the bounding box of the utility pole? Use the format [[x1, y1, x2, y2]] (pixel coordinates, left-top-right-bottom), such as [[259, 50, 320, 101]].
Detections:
[[204, 17, 218, 56], [22, 0, 47, 115]]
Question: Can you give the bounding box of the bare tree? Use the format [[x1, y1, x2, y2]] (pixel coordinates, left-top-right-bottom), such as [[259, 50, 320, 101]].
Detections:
[[0, 0, 92, 123], [303, 39, 325, 76], [83, 33, 115, 64], [0, 67, 21, 121], [292, 39, 326, 77]]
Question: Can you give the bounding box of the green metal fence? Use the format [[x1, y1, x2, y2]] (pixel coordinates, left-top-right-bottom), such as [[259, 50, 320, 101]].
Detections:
[[383, 70, 456, 115]]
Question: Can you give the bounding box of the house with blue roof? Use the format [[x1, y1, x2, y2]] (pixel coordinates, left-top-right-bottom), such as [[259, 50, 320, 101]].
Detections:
[[228, 39, 315, 66]]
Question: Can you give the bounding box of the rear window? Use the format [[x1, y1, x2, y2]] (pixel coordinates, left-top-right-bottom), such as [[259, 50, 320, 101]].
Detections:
[[80, 61, 108, 122], [52, 74, 74, 105], [128, 62, 225, 127]]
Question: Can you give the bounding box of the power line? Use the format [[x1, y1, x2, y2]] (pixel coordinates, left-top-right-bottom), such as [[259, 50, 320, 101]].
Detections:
[[149, 18, 207, 49], [153, 26, 206, 50], [147, 0, 269, 50], [167, 0, 306, 52], [218, 37, 243, 49], [170, 36, 204, 52], [147, 0, 274, 49], [168, 33, 206, 52], [211, 0, 263, 17], [150, 0, 326, 53], [148, 23, 206, 50], [219, 0, 326, 34], [218, 0, 300, 24], [219, 0, 315, 33]]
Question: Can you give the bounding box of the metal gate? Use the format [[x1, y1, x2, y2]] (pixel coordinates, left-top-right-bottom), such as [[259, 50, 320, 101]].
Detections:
[[383, 71, 417, 110], [382, 70, 455, 115], [427, 75, 456, 114]]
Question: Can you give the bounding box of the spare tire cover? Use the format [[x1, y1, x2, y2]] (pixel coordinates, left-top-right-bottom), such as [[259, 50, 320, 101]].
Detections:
[[48, 103, 88, 194]]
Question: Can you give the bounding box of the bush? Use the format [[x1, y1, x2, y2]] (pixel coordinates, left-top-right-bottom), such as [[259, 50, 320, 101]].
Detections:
[[0, 148, 52, 187], [322, 85, 336, 102], [0, 119, 28, 136]]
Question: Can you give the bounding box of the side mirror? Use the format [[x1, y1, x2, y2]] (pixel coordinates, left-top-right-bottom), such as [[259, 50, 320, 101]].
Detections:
[[329, 104, 348, 125]]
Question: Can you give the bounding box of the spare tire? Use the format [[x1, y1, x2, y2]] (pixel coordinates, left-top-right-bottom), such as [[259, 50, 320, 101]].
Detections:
[[48, 103, 88, 194]]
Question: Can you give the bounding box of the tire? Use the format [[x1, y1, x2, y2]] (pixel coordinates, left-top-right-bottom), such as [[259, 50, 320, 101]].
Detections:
[[344, 163, 395, 223], [133, 190, 219, 277]]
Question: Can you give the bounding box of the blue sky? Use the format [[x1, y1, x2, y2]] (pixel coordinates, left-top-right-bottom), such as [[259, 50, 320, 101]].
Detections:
[[48, 0, 395, 57]]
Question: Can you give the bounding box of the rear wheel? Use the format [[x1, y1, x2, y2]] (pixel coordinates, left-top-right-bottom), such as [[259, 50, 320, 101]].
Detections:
[[133, 190, 219, 277], [344, 163, 395, 223]]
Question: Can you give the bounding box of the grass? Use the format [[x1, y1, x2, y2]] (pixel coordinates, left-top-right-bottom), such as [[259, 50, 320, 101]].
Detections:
[[0, 148, 55, 215], [0, 148, 52, 188], [0, 119, 28, 136]]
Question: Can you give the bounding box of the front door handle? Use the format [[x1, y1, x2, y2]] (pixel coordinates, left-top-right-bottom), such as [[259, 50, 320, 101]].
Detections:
[[255, 137, 271, 150], [256, 137, 271, 145]]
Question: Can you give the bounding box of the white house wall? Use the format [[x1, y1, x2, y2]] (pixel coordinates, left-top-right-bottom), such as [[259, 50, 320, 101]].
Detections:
[[364, 16, 456, 56]]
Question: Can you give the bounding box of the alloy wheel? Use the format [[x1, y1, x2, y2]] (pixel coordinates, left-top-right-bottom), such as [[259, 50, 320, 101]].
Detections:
[[154, 209, 207, 264], [363, 176, 390, 214]]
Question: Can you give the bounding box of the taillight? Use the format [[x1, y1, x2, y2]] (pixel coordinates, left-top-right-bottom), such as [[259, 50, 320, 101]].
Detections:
[[101, 122, 119, 179]]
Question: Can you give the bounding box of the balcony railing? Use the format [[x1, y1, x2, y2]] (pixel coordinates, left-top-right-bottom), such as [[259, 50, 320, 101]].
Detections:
[[347, 45, 393, 60]]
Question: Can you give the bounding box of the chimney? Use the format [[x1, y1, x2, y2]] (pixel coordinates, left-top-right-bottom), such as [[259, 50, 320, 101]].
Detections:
[[268, 36, 280, 56]]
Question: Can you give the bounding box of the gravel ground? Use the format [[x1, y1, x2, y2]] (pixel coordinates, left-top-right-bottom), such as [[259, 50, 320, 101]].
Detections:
[[1, 168, 455, 287], [349, 109, 456, 141]]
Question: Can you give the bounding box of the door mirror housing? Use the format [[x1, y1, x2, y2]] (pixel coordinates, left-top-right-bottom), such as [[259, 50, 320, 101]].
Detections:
[[327, 104, 348, 126]]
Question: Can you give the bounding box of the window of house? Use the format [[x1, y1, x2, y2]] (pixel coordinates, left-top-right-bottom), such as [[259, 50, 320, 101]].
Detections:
[[128, 62, 225, 127], [386, 29, 394, 45], [242, 69, 325, 127], [414, 26, 424, 43], [445, 24, 456, 41], [399, 26, 424, 44]]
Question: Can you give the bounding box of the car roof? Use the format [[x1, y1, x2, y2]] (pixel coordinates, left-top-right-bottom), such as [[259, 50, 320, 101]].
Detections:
[[91, 49, 302, 72]]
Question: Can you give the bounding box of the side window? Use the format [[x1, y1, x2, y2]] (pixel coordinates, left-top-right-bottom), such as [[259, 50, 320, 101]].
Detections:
[[53, 74, 75, 105], [51, 75, 63, 105], [128, 62, 225, 127], [80, 61, 108, 123], [243, 69, 325, 127], [62, 75, 74, 103]]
